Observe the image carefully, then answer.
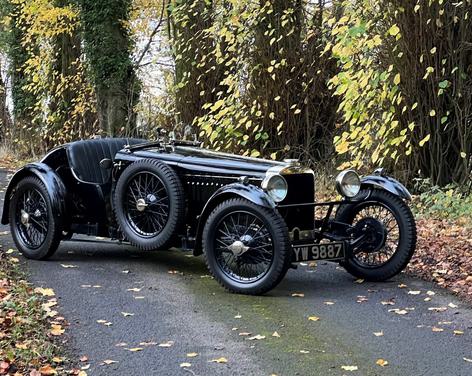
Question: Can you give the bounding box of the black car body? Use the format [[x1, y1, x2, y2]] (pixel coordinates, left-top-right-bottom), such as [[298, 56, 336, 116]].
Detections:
[[1, 138, 416, 294]]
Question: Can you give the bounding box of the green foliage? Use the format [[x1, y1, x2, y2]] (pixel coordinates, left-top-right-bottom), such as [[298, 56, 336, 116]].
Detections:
[[413, 180, 472, 224], [169, 0, 338, 160], [8, 0, 98, 153], [328, 0, 472, 185]]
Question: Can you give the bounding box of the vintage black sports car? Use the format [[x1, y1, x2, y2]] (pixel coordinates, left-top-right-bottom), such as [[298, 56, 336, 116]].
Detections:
[[1, 137, 416, 295]]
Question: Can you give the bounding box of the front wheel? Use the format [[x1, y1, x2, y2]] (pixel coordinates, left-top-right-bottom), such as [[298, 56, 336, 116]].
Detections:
[[335, 189, 417, 281], [203, 198, 292, 295]]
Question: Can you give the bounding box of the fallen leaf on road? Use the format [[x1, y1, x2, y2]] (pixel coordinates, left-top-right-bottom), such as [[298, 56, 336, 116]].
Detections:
[[355, 279, 364, 284], [408, 290, 421, 295], [180, 363, 191, 368], [121, 312, 134, 317], [10, 257, 19, 263], [35, 287, 55, 296], [357, 296, 368, 303], [376, 359, 389, 367], [103, 360, 118, 365], [209, 357, 228, 364], [50, 325, 65, 336], [122, 270, 130, 274], [308, 316, 320, 321], [239, 332, 251, 336], [126, 347, 143, 352], [39, 365, 56, 375], [134, 296, 145, 299], [60, 264, 77, 268], [115, 342, 127, 347], [299, 350, 310, 354], [80, 356, 88, 362], [139, 341, 157, 346], [341, 365, 358, 371], [272, 331, 281, 338], [81, 365, 90, 370], [453, 330, 464, 335], [426, 291, 435, 296], [432, 327, 444, 332], [15, 342, 28, 349], [291, 293, 304, 297], [247, 334, 266, 340], [78, 371, 88, 376], [373, 331, 384, 337], [96, 320, 112, 326], [187, 353, 198, 357], [52, 357, 63, 363], [381, 300, 395, 305], [388, 309, 408, 315], [464, 357, 472, 363], [398, 284, 407, 288], [234, 314, 242, 319], [127, 288, 142, 292], [6, 249, 15, 254], [428, 307, 447, 312], [168, 270, 180, 274], [424, 297, 432, 302], [158, 341, 174, 348], [448, 303, 458, 308], [324, 301, 335, 305]]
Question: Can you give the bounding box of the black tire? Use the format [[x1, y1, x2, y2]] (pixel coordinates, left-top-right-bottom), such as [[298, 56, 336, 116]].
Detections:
[[114, 159, 185, 250], [9, 176, 62, 260], [203, 198, 292, 295], [335, 189, 416, 281]]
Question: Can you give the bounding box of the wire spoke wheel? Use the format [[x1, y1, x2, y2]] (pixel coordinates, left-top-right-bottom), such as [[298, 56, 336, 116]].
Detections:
[[336, 189, 416, 282], [351, 204, 400, 268], [125, 171, 170, 237], [15, 187, 49, 249], [214, 210, 274, 283]]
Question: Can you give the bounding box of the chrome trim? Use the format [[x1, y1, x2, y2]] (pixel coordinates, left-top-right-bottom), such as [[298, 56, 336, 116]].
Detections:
[[266, 164, 314, 176], [335, 169, 361, 198], [261, 174, 288, 202], [183, 173, 262, 181]]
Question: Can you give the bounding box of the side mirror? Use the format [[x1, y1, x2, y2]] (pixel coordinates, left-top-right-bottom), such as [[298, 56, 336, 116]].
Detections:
[[100, 158, 113, 170]]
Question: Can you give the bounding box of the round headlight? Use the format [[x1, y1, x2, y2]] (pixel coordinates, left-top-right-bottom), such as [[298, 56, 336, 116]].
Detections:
[[262, 174, 288, 202], [336, 170, 361, 198]]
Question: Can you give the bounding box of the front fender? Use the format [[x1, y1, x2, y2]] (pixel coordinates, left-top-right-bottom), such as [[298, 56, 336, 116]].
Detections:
[[361, 175, 412, 200], [1, 162, 67, 225], [193, 183, 275, 255]]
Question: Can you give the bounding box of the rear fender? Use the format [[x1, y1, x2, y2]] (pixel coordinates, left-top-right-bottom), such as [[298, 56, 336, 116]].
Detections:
[[1, 163, 67, 225], [193, 183, 275, 255], [361, 175, 412, 200]]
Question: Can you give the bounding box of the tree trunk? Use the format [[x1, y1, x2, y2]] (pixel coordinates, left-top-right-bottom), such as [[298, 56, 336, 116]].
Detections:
[[79, 0, 139, 137], [0, 66, 12, 141]]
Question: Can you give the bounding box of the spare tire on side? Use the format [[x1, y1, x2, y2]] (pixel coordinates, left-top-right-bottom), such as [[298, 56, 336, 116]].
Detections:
[[114, 159, 185, 250]]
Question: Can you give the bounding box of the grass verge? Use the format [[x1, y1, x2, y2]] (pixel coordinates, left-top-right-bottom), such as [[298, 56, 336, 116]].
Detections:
[[0, 251, 71, 375]]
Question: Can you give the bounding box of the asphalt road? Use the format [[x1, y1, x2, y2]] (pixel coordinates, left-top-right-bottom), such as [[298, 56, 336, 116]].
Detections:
[[0, 169, 471, 376]]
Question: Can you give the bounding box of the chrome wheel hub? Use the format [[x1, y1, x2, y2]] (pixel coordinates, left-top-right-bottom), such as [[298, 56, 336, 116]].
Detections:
[[228, 240, 250, 256], [136, 198, 147, 212], [20, 210, 30, 225]]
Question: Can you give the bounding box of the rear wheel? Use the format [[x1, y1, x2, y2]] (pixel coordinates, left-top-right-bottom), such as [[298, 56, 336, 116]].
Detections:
[[9, 176, 61, 260], [203, 198, 292, 295], [114, 159, 185, 250], [335, 189, 416, 281]]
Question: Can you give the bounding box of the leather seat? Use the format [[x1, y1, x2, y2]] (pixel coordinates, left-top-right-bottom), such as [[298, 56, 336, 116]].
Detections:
[[67, 138, 145, 184]]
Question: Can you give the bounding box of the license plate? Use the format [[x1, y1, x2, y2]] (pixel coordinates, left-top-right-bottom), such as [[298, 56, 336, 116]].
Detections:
[[292, 242, 345, 262]]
